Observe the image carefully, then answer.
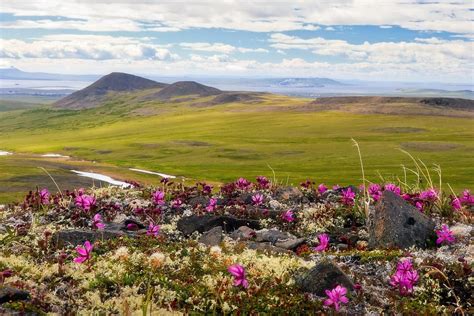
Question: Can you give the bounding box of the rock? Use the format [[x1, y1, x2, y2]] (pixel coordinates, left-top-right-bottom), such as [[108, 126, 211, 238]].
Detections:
[[188, 196, 209, 208], [0, 286, 30, 304], [295, 261, 354, 296], [198, 226, 223, 246], [268, 199, 283, 210], [255, 228, 295, 243], [450, 223, 473, 238], [336, 243, 349, 251], [230, 226, 256, 240], [177, 215, 260, 236], [274, 186, 303, 202], [246, 241, 292, 255], [275, 238, 306, 250], [368, 191, 436, 249]]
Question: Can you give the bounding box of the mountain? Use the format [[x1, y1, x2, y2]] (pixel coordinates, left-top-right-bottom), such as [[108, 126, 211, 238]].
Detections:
[[54, 72, 166, 109], [0, 66, 98, 81], [145, 81, 222, 100], [271, 77, 343, 88]]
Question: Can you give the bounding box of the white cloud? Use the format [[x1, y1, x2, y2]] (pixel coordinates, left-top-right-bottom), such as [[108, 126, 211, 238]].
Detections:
[[180, 42, 268, 54], [1, 1, 472, 34]]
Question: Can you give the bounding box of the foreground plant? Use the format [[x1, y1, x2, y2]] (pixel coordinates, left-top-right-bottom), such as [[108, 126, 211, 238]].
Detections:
[[390, 259, 419, 296], [324, 285, 349, 312], [228, 264, 249, 288], [74, 240, 93, 264]]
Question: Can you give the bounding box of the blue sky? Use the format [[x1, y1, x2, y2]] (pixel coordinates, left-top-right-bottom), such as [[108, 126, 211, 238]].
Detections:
[[0, 1, 472, 83]]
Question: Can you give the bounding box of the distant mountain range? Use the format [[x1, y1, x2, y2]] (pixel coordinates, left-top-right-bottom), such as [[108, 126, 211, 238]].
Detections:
[[0, 67, 99, 81]]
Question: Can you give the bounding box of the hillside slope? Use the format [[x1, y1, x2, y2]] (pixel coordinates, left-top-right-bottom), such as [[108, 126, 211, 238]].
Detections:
[[143, 81, 222, 100]]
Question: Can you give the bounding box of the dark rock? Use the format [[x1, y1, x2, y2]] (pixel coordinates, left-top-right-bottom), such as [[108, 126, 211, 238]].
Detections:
[[368, 191, 436, 249], [188, 196, 209, 208], [177, 215, 260, 236], [230, 226, 256, 240], [198, 226, 223, 246], [295, 261, 354, 296], [274, 186, 303, 202], [255, 228, 295, 243], [246, 241, 292, 255], [275, 238, 306, 250], [0, 286, 30, 304]]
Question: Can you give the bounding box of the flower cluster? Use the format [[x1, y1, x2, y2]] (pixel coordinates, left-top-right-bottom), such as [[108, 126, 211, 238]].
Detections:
[[389, 259, 419, 296], [324, 285, 349, 311], [436, 224, 455, 245]]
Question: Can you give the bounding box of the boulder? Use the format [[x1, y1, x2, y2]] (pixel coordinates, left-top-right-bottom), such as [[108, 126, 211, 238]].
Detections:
[[0, 286, 30, 304], [255, 228, 295, 243], [177, 215, 260, 236], [198, 226, 223, 246], [275, 238, 306, 250], [368, 191, 436, 249], [246, 241, 292, 255], [295, 261, 354, 296], [230, 226, 256, 240], [274, 186, 303, 202]]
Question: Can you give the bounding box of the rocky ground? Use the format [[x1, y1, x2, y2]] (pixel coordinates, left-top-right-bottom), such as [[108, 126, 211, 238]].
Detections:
[[0, 177, 472, 314]]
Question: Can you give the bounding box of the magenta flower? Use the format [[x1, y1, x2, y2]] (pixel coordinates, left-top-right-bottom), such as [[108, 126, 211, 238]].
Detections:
[[451, 197, 462, 211], [252, 193, 264, 206], [436, 224, 455, 245], [152, 190, 165, 205], [313, 233, 330, 252], [419, 188, 438, 201], [147, 222, 160, 237], [324, 285, 349, 312], [39, 188, 50, 204], [281, 209, 295, 222], [227, 264, 249, 288], [415, 201, 424, 212], [256, 176, 270, 189], [206, 198, 217, 212], [333, 185, 340, 190], [341, 188, 356, 206], [368, 184, 382, 201], [75, 194, 96, 211], [318, 184, 328, 194], [74, 241, 93, 264], [126, 223, 139, 231], [389, 259, 419, 295], [172, 199, 183, 209], [384, 183, 401, 195], [92, 213, 105, 230], [460, 190, 474, 205], [236, 177, 251, 190]]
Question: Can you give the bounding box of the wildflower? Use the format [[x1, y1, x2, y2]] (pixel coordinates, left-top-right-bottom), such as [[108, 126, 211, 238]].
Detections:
[[114, 246, 130, 261], [313, 233, 330, 252], [436, 224, 455, 245], [206, 198, 217, 212], [333, 184, 340, 190], [74, 241, 93, 264], [236, 177, 251, 190], [341, 187, 356, 206], [126, 223, 139, 231], [281, 209, 295, 222], [92, 213, 105, 230], [252, 193, 264, 206], [152, 190, 165, 205], [75, 194, 96, 211], [415, 201, 424, 212], [318, 184, 328, 194], [201, 183, 213, 195], [39, 188, 50, 204], [147, 222, 160, 237], [389, 259, 419, 295], [256, 176, 270, 189], [323, 285, 349, 312], [210, 246, 222, 257], [384, 183, 401, 195], [228, 264, 249, 288], [172, 199, 183, 209], [460, 190, 474, 205], [368, 184, 382, 201], [451, 197, 462, 211], [419, 188, 438, 201], [301, 179, 314, 188], [149, 252, 166, 269]]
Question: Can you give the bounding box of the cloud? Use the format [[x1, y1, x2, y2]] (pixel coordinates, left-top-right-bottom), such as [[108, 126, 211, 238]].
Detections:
[[1, 1, 472, 33], [0, 35, 177, 61], [180, 42, 268, 54]]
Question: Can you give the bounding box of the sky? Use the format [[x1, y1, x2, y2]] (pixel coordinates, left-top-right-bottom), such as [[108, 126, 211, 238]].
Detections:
[[0, 0, 473, 83]]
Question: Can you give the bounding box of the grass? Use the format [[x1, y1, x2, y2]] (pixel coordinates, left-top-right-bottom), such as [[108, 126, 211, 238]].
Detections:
[[0, 93, 473, 202]]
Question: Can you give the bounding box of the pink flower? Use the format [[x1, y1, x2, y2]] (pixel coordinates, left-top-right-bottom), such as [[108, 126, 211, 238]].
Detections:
[[318, 184, 328, 194], [368, 184, 382, 201], [252, 193, 264, 206], [74, 241, 93, 264], [39, 188, 50, 204], [152, 190, 165, 205], [126, 223, 139, 231], [281, 209, 294, 222], [332, 185, 340, 190], [75, 194, 96, 211], [451, 197, 462, 211], [313, 233, 330, 252], [324, 285, 349, 311], [384, 183, 401, 195], [415, 201, 424, 212], [419, 189, 438, 201], [256, 176, 270, 189], [236, 177, 251, 190], [147, 222, 160, 237], [436, 224, 455, 245], [460, 190, 474, 205], [92, 213, 105, 230], [341, 188, 356, 206], [206, 198, 217, 212], [172, 199, 183, 209], [227, 264, 249, 288], [389, 259, 419, 295]]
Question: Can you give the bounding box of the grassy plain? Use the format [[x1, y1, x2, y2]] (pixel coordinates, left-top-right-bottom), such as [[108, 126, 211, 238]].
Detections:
[[0, 93, 473, 202]]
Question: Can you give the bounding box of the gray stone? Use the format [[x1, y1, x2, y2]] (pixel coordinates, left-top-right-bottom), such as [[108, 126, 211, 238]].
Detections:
[[274, 186, 303, 202], [295, 261, 354, 296], [230, 226, 256, 240], [177, 215, 260, 236], [0, 286, 30, 304], [275, 238, 306, 250], [198, 226, 223, 246], [368, 191, 436, 249], [246, 241, 292, 255], [255, 228, 295, 243]]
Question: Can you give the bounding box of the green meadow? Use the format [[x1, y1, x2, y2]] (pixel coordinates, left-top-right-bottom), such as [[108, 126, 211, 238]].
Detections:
[[0, 93, 473, 202]]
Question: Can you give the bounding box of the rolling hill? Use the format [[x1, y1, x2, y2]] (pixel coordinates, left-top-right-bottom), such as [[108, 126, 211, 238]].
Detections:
[[144, 81, 222, 100]]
